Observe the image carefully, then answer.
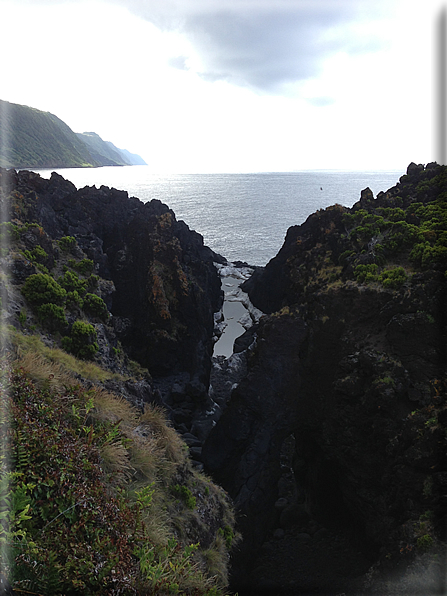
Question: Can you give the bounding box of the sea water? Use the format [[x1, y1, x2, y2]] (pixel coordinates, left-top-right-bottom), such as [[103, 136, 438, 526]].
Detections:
[[34, 166, 402, 266]]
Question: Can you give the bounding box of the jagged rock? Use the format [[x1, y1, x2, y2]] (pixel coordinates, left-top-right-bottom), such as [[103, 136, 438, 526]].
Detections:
[[2, 168, 224, 396], [204, 163, 447, 591]]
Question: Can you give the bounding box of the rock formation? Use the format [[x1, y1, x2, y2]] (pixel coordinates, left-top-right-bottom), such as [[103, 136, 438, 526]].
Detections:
[[203, 162, 447, 592], [1, 168, 224, 407]]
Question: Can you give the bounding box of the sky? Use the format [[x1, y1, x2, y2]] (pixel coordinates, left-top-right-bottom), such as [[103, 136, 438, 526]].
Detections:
[[0, 0, 445, 173]]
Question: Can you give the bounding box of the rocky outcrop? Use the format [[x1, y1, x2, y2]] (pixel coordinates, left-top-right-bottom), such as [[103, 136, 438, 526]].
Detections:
[[2, 168, 224, 401], [203, 163, 447, 591]]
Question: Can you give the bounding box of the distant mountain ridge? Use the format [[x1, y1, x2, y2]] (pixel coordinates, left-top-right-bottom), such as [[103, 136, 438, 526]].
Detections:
[[76, 132, 147, 166], [0, 99, 147, 169]]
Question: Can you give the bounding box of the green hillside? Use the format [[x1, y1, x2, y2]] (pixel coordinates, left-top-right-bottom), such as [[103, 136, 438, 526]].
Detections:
[[76, 131, 130, 166], [0, 100, 99, 169], [0, 100, 147, 169]]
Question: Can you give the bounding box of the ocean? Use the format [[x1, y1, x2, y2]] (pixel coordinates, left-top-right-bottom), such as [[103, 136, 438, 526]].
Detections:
[[34, 166, 402, 266]]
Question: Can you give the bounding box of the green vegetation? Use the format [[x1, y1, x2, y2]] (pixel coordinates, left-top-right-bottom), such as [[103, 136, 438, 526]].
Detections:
[[58, 236, 76, 252], [62, 321, 99, 360], [36, 303, 67, 332], [172, 484, 197, 510], [0, 100, 144, 169], [0, 99, 98, 169], [68, 258, 94, 275], [82, 293, 109, 321], [21, 273, 66, 306], [58, 269, 88, 295], [0, 354, 236, 594]]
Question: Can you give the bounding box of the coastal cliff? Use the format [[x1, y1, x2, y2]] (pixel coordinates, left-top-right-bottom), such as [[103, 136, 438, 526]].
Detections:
[[0, 100, 146, 169], [1, 163, 446, 594], [203, 162, 447, 593], [0, 167, 234, 595]]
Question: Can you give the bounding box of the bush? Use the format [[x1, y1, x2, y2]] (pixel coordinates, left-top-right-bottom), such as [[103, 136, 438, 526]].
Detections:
[[58, 270, 88, 295], [378, 267, 407, 289], [65, 290, 84, 310], [171, 484, 196, 510], [62, 321, 98, 360], [37, 303, 67, 331], [354, 264, 379, 284], [21, 274, 66, 306], [82, 293, 109, 321], [22, 245, 48, 264], [58, 236, 76, 252], [68, 258, 94, 275]]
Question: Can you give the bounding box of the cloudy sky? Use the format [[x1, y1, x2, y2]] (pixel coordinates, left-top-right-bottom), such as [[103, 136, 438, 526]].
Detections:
[[0, 0, 445, 172]]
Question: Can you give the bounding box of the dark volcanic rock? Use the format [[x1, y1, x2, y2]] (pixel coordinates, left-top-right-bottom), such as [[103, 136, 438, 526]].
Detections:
[[205, 163, 447, 592], [3, 168, 224, 392]]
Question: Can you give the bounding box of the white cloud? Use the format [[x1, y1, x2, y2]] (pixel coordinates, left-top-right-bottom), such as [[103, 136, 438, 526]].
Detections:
[[0, 0, 444, 172]]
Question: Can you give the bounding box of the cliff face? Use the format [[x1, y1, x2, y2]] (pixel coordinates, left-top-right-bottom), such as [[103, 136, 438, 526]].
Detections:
[[203, 163, 447, 589], [0, 99, 146, 168], [2, 168, 223, 392]]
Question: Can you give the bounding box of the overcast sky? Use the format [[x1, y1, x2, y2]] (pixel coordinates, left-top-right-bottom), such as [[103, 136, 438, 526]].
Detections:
[[0, 0, 445, 172]]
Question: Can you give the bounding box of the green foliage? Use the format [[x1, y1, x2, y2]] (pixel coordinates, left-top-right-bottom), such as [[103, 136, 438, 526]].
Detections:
[[37, 303, 67, 332], [22, 245, 48, 265], [1, 360, 235, 595], [87, 274, 99, 290], [354, 264, 407, 289], [417, 534, 434, 551], [68, 258, 94, 275], [338, 249, 355, 266], [18, 309, 26, 326], [171, 484, 196, 510], [378, 267, 407, 289], [21, 273, 66, 307], [354, 264, 379, 284], [3, 367, 143, 594], [62, 321, 98, 360], [217, 526, 235, 550], [0, 221, 19, 242], [82, 293, 109, 321], [58, 269, 88, 295], [134, 537, 217, 594], [65, 290, 84, 310], [0, 99, 99, 169], [58, 236, 76, 252]]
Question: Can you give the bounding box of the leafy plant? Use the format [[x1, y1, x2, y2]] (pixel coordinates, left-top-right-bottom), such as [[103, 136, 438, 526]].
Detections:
[[58, 236, 76, 252], [378, 267, 407, 289], [37, 303, 67, 332], [82, 293, 109, 321], [171, 484, 196, 510], [58, 270, 88, 295], [62, 321, 99, 360], [21, 273, 66, 306], [68, 258, 94, 275]]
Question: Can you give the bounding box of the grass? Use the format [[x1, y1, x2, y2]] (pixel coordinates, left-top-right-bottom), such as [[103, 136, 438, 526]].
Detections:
[[6, 326, 124, 383], [1, 340, 238, 595]]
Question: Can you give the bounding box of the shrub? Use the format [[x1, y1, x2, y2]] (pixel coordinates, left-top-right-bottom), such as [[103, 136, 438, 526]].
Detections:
[[82, 293, 109, 321], [65, 290, 84, 310], [37, 303, 67, 332], [68, 258, 94, 275], [22, 245, 48, 264], [338, 250, 355, 266], [171, 484, 196, 510], [378, 267, 407, 289], [58, 236, 76, 252], [354, 264, 379, 284], [58, 270, 88, 295], [21, 274, 66, 307], [62, 321, 98, 360], [417, 534, 434, 551]]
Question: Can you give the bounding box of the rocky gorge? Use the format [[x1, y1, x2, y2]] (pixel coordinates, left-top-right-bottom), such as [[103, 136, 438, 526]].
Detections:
[[0, 162, 446, 594]]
